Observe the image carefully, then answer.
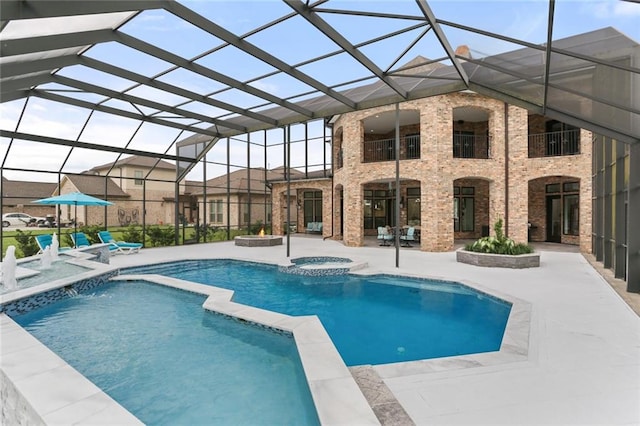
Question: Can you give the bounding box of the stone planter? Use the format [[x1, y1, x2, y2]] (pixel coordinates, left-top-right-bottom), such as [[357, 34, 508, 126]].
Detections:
[[456, 248, 540, 269]]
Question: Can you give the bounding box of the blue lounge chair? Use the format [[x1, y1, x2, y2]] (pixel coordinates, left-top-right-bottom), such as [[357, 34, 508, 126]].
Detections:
[[35, 234, 71, 254], [98, 230, 142, 255], [71, 232, 92, 248]]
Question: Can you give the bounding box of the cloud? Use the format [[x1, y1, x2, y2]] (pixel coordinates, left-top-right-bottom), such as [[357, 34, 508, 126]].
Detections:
[[613, 1, 640, 17], [581, 0, 640, 19]]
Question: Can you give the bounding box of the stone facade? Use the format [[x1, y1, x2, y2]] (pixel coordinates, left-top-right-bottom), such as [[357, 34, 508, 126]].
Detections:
[[326, 91, 592, 253]]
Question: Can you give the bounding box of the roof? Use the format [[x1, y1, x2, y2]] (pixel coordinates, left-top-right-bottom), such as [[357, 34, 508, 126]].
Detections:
[[0, 1, 636, 186], [191, 168, 305, 196], [63, 174, 130, 199], [1, 179, 57, 206], [91, 155, 176, 172]]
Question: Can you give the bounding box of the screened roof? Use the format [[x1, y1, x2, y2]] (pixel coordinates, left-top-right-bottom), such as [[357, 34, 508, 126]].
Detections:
[[1, 0, 638, 179]]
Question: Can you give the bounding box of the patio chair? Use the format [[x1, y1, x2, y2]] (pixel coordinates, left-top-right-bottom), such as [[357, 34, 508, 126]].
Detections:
[[35, 234, 71, 254], [377, 226, 393, 246], [98, 230, 142, 255], [71, 232, 92, 248], [400, 227, 416, 247]]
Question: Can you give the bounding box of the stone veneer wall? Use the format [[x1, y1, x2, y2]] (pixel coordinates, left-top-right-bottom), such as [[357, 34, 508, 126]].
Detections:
[[331, 91, 592, 253], [271, 179, 333, 237], [1, 369, 45, 426]]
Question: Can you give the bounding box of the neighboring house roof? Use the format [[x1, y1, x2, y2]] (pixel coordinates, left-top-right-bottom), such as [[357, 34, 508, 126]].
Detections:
[[267, 168, 331, 183], [1, 179, 58, 206], [90, 155, 176, 172], [63, 174, 130, 199], [192, 168, 305, 196], [182, 180, 203, 195]]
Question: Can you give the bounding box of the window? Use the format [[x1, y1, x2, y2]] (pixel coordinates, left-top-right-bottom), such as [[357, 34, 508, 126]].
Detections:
[[454, 186, 474, 232], [243, 202, 250, 224], [134, 170, 143, 186], [546, 183, 561, 193], [303, 191, 322, 226], [562, 181, 579, 236], [453, 131, 475, 158], [363, 189, 388, 229], [406, 187, 421, 226], [209, 200, 223, 223], [547, 180, 580, 236], [563, 194, 579, 235]]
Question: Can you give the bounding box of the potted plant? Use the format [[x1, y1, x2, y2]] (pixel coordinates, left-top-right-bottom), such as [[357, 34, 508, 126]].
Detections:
[[456, 218, 540, 268]]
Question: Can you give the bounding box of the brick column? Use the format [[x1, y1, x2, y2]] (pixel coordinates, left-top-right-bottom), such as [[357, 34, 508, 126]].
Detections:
[[506, 105, 529, 244]]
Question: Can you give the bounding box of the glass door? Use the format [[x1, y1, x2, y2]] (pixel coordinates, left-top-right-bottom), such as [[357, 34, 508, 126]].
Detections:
[[546, 195, 562, 242]]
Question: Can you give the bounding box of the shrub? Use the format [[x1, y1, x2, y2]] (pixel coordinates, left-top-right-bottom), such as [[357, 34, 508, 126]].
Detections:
[[465, 218, 533, 255], [14, 230, 40, 258], [121, 225, 144, 244], [146, 225, 176, 247]]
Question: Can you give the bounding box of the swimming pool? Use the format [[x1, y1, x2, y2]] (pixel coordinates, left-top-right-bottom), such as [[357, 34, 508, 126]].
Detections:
[[13, 280, 320, 425], [124, 259, 512, 366], [0, 256, 91, 294]]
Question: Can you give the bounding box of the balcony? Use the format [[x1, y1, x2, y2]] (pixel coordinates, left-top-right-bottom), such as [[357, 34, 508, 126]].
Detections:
[[453, 134, 490, 159], [363, 135, 420, 163], [528, 129, 580, 158]]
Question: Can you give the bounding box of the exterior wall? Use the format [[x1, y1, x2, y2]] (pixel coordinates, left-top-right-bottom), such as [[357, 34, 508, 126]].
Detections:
[[528, 176, 582, 245], [271, 180, 332, 237], [96, 166, 175, 226], [331, 91, 592, 253], [195, 193, 270, 229]]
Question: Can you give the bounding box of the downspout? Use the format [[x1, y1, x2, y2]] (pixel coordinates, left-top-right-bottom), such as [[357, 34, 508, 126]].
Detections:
[[504, 102, 509, 236]]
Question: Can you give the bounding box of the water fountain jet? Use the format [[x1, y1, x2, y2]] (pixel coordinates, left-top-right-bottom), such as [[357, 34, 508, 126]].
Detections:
[[1, 245, 18, 290], [41, 246, 52, 269]]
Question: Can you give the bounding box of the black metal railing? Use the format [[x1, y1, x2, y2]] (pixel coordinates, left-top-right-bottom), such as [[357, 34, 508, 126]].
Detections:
[[363, 135, 420, 163], [453, 134, 489, 159], [528, 129, 580, 157]]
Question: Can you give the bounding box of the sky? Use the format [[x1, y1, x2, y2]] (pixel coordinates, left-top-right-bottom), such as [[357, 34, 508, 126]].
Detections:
[[0, 0, 638, 183]]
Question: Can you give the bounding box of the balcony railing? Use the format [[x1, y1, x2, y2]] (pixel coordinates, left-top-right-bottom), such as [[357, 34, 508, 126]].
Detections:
[[528, 129, 580, 157], [453, 134, 489, 159], [363, 135, 420, 163]]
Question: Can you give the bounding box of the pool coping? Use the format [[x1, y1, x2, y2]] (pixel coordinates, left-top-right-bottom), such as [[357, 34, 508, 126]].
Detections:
[[1, 255, 532, 425], [112, 273, 380, 425]]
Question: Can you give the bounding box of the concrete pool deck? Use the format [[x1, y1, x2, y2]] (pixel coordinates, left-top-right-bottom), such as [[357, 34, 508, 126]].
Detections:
[[104, 236, 640, 425]]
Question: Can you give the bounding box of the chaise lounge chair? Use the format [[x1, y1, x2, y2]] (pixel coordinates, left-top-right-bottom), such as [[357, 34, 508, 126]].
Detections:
[[71, 232, 92, 249], [98, 230, 142, 255], [35, 234, 71, 254]]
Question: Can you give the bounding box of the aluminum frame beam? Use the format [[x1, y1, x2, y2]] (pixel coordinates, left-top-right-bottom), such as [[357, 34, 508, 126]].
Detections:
[[0, 0, 164, 21], [287, 0, 409, 99], [51, 74, 248, 132], [166, 1, 357, 110], [33, 90, 222, 138], [0, 129, 191, 162], [114, 32, 314, 118]]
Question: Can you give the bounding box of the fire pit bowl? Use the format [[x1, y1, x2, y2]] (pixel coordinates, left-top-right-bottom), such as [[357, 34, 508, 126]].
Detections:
[[234, 235, 283, 247]]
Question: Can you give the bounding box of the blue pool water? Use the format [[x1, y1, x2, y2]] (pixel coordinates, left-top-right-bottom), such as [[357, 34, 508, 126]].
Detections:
[[14, 281, 319, 425], [125, 259, 512, 366]]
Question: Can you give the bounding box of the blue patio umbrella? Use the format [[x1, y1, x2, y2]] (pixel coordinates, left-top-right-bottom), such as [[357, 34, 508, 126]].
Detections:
[[33, 192, 113, 246]]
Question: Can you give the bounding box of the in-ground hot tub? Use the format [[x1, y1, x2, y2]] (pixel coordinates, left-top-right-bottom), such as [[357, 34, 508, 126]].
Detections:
[[234, 235, 283, 247]]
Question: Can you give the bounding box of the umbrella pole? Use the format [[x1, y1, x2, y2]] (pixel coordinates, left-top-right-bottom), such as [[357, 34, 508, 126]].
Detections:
[[74, 203, 77, 248]]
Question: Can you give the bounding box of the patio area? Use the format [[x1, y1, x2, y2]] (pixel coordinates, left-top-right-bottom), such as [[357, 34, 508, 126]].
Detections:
[[107, 235, 640, 425]]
